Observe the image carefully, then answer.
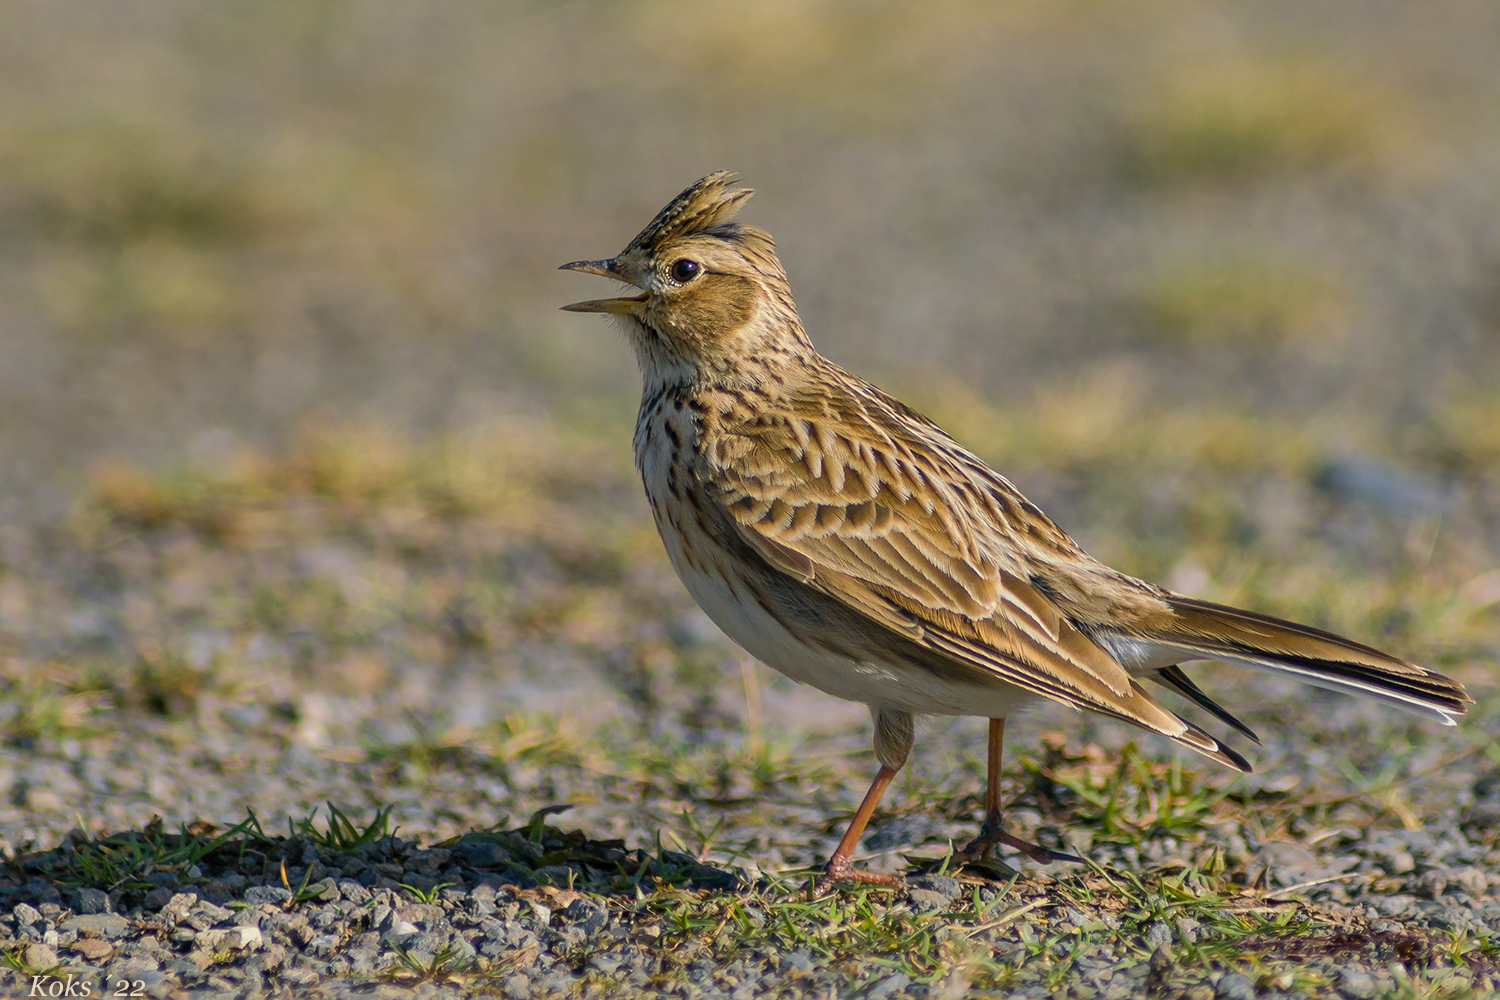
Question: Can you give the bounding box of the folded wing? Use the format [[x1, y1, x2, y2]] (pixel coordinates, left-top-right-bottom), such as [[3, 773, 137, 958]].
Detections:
[[704, 380, 1253, 770]]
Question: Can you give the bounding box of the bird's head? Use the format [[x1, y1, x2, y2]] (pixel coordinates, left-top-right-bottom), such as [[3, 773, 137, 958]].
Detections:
[[561, 171, 811, 385]]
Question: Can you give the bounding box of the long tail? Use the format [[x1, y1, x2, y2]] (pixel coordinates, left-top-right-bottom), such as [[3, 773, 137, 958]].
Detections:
[[1127, 595, 1472, 727]]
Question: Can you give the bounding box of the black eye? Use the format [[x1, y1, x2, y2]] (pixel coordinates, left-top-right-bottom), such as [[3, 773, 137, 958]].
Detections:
[[670, 258, 700, 282]]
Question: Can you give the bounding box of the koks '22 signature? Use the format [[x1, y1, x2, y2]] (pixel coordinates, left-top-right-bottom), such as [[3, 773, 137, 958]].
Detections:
[[27, 975, 147, 997]]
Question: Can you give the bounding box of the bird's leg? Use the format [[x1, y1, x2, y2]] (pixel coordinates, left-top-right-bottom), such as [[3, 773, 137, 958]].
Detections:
[[958, 718, 1082, 866], [813, 708, 912, 897], [811, 765, 904, 896]]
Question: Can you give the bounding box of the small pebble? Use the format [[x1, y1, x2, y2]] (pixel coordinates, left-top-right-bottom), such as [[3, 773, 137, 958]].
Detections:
[[1216, 973, 1256, 1000], [868, 972, 911, 999], [26, 943, 59, 969]]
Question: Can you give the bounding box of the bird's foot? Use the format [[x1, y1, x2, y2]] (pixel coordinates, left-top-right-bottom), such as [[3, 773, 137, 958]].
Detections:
[[954, 815, 1083, 867], [810, 856, 906, 898]]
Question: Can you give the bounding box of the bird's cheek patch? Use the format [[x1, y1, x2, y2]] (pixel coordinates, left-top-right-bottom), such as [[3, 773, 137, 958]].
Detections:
[[669, 275, 756, 345]]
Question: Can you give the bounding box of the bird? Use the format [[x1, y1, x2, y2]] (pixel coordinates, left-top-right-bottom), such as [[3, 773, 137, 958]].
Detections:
[[560, 171, 1472, 897]]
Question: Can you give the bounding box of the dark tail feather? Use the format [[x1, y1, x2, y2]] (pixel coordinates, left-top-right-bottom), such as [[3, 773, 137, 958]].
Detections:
[[1168, 714, 1253, 773], [1152, 665, 1261, 745]]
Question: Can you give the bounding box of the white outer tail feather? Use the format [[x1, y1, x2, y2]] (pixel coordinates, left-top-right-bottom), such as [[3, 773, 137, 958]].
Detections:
[[1100, 631, 1462, 727], [1175, 648, 1463, 727]]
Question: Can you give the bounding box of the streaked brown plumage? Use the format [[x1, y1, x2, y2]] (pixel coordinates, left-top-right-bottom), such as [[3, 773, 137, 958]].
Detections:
[[561, 171, 1471, 895]]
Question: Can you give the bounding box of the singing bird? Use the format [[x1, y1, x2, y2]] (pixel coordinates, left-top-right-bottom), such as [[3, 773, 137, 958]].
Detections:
[[561, 172, 1471, 896]]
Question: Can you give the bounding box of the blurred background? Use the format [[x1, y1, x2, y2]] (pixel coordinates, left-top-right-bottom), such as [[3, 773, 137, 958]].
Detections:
[[0, 0, 1498, 853], [4, 0, 1500, 514]]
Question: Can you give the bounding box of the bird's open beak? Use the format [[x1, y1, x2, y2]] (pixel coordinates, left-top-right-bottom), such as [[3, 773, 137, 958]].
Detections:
[[560, 293, 648, 315], [559, 258, 650, 315]]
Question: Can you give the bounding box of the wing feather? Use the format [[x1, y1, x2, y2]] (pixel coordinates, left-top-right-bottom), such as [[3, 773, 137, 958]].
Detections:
[[706, 388, 1179, 729]]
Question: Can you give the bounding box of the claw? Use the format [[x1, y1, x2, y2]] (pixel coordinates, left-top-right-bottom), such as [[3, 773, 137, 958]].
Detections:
[[956, 813, 1083, 867], [811, 857, 905, 898]]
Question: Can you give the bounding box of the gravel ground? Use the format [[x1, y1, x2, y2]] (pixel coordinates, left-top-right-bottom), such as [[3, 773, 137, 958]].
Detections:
[[0, 416, 1495, 998], [3, 796, 1500, 999]]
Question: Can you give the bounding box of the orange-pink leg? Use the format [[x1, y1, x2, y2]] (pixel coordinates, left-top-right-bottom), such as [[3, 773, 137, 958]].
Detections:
[[811, 765, 905, 897], [958, 718, 1081, 865]]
